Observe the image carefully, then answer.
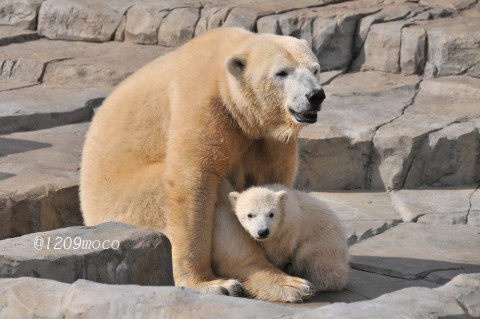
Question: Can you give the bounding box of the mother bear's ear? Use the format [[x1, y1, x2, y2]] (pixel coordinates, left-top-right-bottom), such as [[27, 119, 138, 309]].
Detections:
[[226, 55, 246, 78]]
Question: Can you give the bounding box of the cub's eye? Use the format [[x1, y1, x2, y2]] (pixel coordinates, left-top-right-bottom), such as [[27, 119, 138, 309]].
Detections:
[[247, 213, 253, 219], [313, 69, 319, 75], [276, 70, 288, 77], [269, 213, 274, 218]]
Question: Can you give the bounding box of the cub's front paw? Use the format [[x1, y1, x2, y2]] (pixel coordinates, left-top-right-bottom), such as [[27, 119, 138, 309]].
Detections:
[[277, 276, 315, 302]]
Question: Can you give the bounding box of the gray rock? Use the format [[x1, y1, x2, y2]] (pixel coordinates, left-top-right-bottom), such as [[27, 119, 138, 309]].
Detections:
[[324, 70, 421, 95], [0, 80, 35, 92], [0, 178, 82, 240], [0, 273, 478, 318], [223, 7, 258, 31], [404, 120, 480, 188], [0, 85, 106, 134], [419, 75, 480, 98], [372, 76, 480, 190], [319, 70, 343, 85], [0, 123, 90, 238], [0, 38, 172, 87], [354, 5, 405, 43], [124, 2, 170, 45], [468, 186, 480, 227], [257, 1, 378, 71], [419, 0, 477, 10], [38, 0, 133, 42], [0, 0, 44, 30], [0, 277, 301, 319], [0, 222, 173, 286], [400, 25, 426, 75], [435, 273, 480, 317], [352, 3, 416, 63], [425, 18, 480, 78], [194, 6, 231, 36], [346, 269, 439, 299], [158, 7, 201, 47], [296, 133, 372, 190], [310, 190, 401, 245], [390, 186, 477, 224], [349, 223, 480, 280], [113, 14, 126, 42], [296, 72, 420, 190], [298, 274, 480, 318], [359, 21, 405, 73], [0, 277, 66, 319], [0, 56, 45, 83], [425, 268, 480, 285], [0, 26, 38, 46], [125, 0, 200, 46]]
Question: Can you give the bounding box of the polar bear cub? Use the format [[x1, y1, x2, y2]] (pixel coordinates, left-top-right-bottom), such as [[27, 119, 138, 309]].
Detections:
[[229, 184, 349, 292]]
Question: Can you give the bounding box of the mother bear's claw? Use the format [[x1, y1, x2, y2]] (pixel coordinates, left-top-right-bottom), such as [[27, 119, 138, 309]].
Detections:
[[197, 278, 245, 297]]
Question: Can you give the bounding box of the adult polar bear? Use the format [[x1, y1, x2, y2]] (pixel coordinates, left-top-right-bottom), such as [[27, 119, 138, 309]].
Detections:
[[80, 27, 325, 302]]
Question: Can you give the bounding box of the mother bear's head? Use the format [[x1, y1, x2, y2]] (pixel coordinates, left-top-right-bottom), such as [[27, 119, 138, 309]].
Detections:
[[223, 32, 325, 142]]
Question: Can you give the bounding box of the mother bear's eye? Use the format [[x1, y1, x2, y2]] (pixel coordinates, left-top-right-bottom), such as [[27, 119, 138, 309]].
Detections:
[[313, 69, 319, 75], [276, 70, 289, 78], [269, 213, 274, 218], [247, 213, 253, 219]]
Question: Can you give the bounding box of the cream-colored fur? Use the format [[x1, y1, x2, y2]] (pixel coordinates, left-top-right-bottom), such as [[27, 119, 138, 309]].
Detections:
[[80, 27, 323, 302], [228, 184, 350, 291], [212, 180, 314, 302]]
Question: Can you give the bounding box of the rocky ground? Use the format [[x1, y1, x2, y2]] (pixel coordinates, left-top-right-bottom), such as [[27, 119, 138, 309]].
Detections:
[[0, 0, 479, 318]]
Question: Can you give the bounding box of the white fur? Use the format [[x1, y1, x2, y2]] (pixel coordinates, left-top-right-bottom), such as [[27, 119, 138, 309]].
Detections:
[[229, 184, 350, 292]]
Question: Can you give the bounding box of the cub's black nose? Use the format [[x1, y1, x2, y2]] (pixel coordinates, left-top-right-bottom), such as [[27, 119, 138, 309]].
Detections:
[[258, 229, 270, 239], [306, 89, 326, 109]]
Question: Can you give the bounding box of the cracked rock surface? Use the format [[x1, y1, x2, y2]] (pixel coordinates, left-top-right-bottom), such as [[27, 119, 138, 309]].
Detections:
[[0, 0, 479, 317]]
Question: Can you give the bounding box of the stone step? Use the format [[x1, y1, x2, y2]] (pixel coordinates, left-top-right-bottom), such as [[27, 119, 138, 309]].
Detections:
[[390, 185, 480, 226], [349, 223, 480, 284], [2, 1, 478, 78], [0, 23, 478, 193], [0, 26, 38, 46], [0, 123, 88, 239], [0, 38, 172, 86], [0, 219, 477, 314], [296, 72, 480, 191], [0, 222, 173, 286], [310, 190, 402, 246], [0, 85, 106, 134], [0, 273, 478, 318], [1, 123, 476, 240]]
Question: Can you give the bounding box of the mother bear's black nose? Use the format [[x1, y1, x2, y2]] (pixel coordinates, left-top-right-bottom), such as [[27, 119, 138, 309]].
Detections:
[[258, 229, 270, 239], [306, 89, 326, 109]]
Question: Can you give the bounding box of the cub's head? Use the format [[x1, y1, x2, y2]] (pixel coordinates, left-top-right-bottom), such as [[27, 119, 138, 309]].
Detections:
[[229, 187, 288, 241], [224, 33, 324, 141]]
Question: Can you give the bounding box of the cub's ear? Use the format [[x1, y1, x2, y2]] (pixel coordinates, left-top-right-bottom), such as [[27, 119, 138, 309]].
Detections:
[[226, 55, 246, 78], [229, 192, 240, 206], [277, 190, 288, 202], [300, 39, 309, 47]]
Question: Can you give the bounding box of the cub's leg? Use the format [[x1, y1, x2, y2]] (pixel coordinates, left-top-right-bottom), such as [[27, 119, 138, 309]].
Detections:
[[291, 245, 349, 292]]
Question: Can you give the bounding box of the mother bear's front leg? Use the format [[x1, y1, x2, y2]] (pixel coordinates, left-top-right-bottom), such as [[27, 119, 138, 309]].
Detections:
[[163, 126, 245, 296]]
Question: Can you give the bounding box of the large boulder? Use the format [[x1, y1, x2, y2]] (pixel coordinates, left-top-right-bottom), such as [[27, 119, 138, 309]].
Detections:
[[0, 222, 173, 286]]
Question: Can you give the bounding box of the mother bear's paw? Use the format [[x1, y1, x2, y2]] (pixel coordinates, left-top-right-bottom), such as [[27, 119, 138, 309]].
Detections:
[[193, 278, 245, 297], [245, 274, 315, 303]]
